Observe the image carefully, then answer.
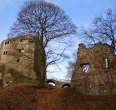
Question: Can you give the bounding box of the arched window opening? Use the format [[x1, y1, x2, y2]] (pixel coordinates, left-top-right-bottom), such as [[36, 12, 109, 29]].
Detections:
[[81, 63, 90, 73]]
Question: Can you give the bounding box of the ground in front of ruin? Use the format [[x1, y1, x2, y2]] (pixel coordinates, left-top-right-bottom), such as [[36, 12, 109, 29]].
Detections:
[[0, 85, 116, 110]]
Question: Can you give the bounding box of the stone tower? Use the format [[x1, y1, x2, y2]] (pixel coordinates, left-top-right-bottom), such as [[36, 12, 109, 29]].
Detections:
[[71, 43, 116, 95], [0, 35, 36, 79]]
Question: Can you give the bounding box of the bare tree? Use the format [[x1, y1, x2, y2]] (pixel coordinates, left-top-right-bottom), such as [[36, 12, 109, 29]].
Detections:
[[66, 62, 76, 81], [82, 9, 116, 51], [82, 9, 116, 93], [66, 51, 77, 81], [9, 1, 76, 85]]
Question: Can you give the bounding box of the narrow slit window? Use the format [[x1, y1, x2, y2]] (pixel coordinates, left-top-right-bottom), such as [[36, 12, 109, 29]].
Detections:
[[17, 58, 20, 63], [3, 51, 5, 55], [20, 39, 23, 42], [5, 41, 9, 45], [6, 51, 7, 54], [105, 58, 108, 69], [3, 51, 8, 55], [104, 58, 111, 69], [19, 49, 21, 53]]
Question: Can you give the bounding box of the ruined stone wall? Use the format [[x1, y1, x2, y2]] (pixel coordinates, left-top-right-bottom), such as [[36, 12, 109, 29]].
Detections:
[[0, 35, 36, 79], [71, 43, 116, 95]]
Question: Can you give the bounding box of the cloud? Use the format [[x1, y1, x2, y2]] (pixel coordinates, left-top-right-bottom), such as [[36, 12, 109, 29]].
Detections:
[[47, 63, 68, 80]]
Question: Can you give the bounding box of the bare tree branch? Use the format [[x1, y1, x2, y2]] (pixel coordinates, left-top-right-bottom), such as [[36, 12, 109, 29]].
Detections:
[[82, 9, 116, 50], [9, 1, 77, 85]]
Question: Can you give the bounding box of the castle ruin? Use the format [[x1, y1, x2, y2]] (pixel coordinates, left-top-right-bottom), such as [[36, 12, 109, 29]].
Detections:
[[0, 35, 69, 87], [0, 35, 36, 86], [71, 43, 116, 95], [1, 35, 116, 94]]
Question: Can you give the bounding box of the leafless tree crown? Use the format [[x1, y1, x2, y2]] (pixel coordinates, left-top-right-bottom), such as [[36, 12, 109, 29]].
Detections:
[[9, 1, 77, 83], [82, 9, 116, 50], [10, 1, 76, 47]]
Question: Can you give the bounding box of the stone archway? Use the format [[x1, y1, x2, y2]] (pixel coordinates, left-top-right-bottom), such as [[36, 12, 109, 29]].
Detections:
[[62, 83, 71, 88], [46, 79, 56, 87]]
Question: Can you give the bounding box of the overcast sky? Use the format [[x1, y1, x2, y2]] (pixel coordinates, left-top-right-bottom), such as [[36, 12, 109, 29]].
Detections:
[[0, 0, 115, 80]]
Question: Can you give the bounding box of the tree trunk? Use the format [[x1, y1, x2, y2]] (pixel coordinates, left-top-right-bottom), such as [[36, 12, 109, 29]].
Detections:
[[33, 37, 46, 86], [111, 39, 116, 56], [111, 39, 115, 50]]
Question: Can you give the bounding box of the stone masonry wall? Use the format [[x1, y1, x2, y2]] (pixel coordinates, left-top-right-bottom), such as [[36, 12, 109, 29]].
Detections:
[[0, 35, 36, 79], [71, 43, 116, 95]]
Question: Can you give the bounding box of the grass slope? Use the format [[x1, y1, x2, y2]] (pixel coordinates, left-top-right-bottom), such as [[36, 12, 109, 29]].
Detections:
[[0, 85, 116, 110]]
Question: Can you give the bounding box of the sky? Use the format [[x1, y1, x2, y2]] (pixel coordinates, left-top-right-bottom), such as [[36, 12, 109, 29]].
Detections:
[[0, 0, 115, 81]]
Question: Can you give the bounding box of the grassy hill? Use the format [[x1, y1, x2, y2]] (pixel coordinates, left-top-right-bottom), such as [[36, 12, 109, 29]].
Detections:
[[0, 85, 116, 110]]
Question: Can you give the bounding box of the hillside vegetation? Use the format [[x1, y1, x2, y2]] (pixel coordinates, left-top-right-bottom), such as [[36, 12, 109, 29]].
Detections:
[[0, 85, 116, 110]]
